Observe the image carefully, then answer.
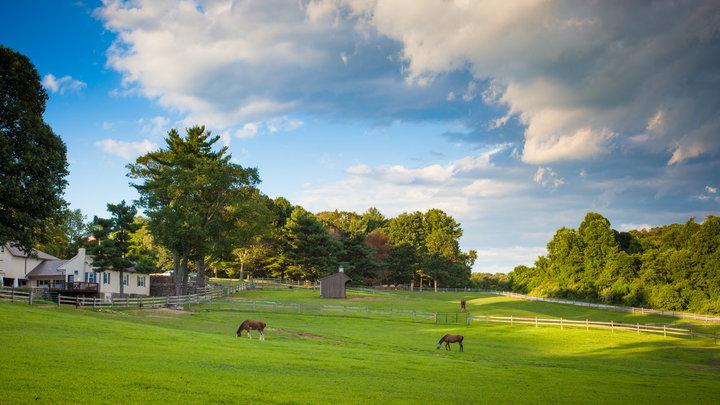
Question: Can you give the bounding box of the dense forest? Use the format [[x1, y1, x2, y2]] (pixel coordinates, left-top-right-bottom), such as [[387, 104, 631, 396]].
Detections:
[[508, 212, 720, 314]]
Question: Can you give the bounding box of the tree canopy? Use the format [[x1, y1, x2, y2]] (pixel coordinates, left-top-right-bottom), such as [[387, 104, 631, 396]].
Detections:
[[509, 212, 720, 314], [0, 45, 68, 254]]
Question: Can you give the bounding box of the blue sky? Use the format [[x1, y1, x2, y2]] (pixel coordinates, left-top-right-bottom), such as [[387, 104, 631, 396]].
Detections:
[[2, 0, 719, 272]]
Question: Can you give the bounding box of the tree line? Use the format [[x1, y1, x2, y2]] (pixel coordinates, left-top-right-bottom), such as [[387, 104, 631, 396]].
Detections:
[[26, 126, 477, 293], [507, 212, 720, 315]]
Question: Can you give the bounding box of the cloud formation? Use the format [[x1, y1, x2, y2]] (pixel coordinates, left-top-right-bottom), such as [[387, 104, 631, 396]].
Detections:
[[42, 74, 86, 94], [97, 1, 720, 165], [96, 138, 158, 160], [341, 0, 720, 165]]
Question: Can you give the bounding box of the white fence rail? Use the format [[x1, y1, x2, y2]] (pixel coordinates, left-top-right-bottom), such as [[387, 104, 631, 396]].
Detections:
[[472, 314, 718, 342], [491, 291, 720, 323]]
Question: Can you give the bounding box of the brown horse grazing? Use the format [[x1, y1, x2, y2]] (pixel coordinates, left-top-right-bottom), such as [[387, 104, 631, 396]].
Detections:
[[436, 334, 464, 352], [236, 320, 267, 340]]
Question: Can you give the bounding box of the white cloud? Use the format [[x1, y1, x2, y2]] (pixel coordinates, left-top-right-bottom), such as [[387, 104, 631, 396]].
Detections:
[[533, 167, 564, 190], [266, 117, 304, 133], [138, 116, 169, 136], [706, 186, 718, 194], [346, 164, 372, 175], [96, 138, 158, 160], [344, 144, 509, 185], [42, 74, 86, 94], [618, 223, 653, 232], [462, 178, 524, 197], [233, 117, 303, 139], [473, 246, 547, 273], [461, 80, 478, 102], [235, 123, 259, 139], [219, 131, 231, 147]]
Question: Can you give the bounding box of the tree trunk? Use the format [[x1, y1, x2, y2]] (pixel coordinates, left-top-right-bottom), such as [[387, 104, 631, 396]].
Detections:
[[173, 251, 182, 296], [120, 270, 125, 297], [239, 260, 244, 282], [180, 259, 189, 295], [196, 257, 206, 288]]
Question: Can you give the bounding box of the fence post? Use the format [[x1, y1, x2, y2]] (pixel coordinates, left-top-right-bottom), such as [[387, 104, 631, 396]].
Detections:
[[561, 318, 563, 330], [663, 325, 666, 337], [586, 319, 588, 331], [535, 317, 538, 328], [11, 287, 14, 302], [637, 323, 640, 335], [510, 315, 513, 326], [434, 312, 437, 324], [75, 295, 79, 308]]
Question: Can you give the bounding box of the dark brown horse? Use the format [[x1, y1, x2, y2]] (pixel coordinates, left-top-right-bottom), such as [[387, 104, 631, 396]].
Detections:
[[236, 320, 266, 340], [436, 334, 463, 352]]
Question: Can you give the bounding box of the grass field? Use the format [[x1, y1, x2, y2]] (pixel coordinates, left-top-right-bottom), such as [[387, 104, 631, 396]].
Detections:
[[1, 290, 718, 404]]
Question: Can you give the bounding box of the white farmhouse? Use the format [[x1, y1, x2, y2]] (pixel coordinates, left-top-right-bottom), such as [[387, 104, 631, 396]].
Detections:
[[0, 244, 150, 300]]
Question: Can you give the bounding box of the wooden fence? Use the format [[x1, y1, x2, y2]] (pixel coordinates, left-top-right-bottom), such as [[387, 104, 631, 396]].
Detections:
[[217, 298, 465, 324], [0, 287, 34, 304], [0, 284, 244, 309], [472, 314, 719, 343]]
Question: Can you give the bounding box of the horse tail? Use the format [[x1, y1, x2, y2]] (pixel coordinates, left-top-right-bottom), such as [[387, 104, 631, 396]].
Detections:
[[437, 334, 449, 345]]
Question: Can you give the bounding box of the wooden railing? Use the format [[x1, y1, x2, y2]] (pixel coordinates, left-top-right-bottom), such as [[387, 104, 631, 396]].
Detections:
[[49, 282, 99, 292]]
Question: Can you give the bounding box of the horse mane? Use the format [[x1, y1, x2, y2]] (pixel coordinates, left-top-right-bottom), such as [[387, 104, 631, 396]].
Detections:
[[437, 334, 449, 344], [237, 320, 249, 333]]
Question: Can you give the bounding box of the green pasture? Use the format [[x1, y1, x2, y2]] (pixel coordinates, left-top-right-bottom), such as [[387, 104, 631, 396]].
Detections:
[[1, 290, 718, 404]]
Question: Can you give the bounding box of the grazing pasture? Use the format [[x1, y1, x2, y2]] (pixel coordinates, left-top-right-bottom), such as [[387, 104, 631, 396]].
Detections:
[[1, 290, 718, 404]]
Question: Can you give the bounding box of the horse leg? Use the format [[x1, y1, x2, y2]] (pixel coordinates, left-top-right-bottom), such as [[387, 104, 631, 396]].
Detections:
[[247, 330, 252, 339], [460, 342, 463, 352], [446, 342, 450, 351], [260, 330, 264, 341]]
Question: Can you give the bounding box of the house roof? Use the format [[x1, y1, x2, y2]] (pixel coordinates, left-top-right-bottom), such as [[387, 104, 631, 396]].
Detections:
[[319, 272, 351, 282], [5, 244, 60, 261], [26, 260, 68, 279]]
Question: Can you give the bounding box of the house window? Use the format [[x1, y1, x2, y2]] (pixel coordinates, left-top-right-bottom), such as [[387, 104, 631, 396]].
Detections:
[[103, 272, 110, 285], [67, 275, 74, 283], [37, 280, 48, 287], [123, 274, 129, 286], [137, 276, 145, 287], [84, 272, 96, 283]]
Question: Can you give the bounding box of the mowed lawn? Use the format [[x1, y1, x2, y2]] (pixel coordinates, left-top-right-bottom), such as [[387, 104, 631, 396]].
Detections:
[[1, 290, 718, 404]]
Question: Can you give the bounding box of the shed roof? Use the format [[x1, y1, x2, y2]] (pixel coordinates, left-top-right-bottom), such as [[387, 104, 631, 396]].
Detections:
[[26, 260, 68, 278], [319, 272, 351, 282]]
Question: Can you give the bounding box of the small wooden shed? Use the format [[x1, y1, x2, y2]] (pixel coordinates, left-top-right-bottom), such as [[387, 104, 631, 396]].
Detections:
[[319, 271, 351, 298]]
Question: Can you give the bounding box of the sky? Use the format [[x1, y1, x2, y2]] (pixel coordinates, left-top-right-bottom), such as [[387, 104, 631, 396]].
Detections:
[[1, 0, 719, 273]]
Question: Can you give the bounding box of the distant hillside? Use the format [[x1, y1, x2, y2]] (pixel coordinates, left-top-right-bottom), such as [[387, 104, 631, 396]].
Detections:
[[508, 213, 720, 314]]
